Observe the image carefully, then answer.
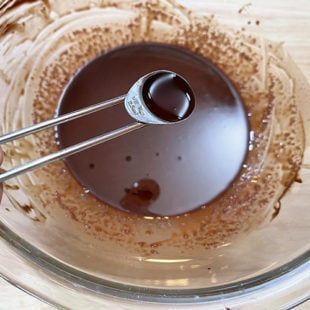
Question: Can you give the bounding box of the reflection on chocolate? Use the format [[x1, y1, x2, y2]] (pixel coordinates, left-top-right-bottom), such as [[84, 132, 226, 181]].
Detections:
[[56, 43, 249, 216], [120, 178, 160, 216]]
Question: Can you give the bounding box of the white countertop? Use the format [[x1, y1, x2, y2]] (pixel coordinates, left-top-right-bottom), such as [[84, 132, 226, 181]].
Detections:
[[0, 277, 309, 309]]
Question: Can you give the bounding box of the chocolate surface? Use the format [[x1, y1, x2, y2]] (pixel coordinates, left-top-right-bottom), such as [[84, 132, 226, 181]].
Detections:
[[56, 43, 248, 216]]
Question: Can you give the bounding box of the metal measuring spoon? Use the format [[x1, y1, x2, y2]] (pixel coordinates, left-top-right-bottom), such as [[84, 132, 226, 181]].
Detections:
[[0, 70, 195, 182]]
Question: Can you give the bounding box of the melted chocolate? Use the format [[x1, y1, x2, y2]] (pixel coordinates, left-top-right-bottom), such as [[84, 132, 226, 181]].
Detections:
[[56, 43, 249, 216]]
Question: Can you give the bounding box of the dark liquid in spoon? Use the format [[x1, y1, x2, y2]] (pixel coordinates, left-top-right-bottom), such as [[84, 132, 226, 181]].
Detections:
[[142, 71, 195, 122], [56, 43, 249, 216]]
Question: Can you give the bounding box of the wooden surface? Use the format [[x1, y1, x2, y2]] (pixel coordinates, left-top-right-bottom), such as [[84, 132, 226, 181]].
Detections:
[[1, 0, 310, 309]]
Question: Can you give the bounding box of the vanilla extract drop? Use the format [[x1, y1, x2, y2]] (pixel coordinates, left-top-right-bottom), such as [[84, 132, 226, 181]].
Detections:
[[120, 179, 160, 216], [142, 71, 195, 122]]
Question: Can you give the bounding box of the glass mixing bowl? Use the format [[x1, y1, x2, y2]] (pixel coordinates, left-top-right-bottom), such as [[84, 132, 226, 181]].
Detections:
[[0, 0, 309, 308]]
